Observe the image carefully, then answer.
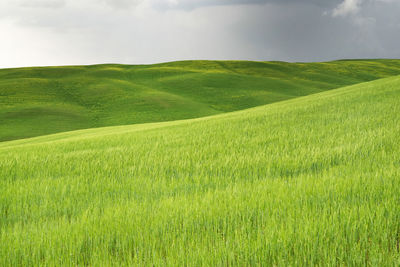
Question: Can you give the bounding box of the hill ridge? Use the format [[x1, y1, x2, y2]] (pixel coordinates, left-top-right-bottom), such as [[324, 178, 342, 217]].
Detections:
[[1, 59, 400, 142], [1, 74, 398, 149]]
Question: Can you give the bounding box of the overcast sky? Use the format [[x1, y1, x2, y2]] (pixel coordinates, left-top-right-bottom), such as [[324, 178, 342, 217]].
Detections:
[[1, 0, 399, 68]]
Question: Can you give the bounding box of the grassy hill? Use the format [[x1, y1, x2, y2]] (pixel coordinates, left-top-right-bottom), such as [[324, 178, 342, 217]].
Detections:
[[1, 59, 400, 141], [1, 76, 399, 265]]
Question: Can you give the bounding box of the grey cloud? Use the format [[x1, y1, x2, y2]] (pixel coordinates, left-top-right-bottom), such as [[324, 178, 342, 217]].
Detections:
[[150, 0, 342, 10], [100, 0, 272, 10], [101, 0, 343, 10], [0, 0, 399, 69]]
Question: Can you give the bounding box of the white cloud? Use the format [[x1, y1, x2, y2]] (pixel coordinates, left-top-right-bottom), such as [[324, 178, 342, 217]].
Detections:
[[332, 0, 362, 17], [19, 0, 66, 8], [103, 0, 143, 9]]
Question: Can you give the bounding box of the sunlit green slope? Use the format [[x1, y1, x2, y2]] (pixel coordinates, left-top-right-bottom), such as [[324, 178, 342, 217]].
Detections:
[[1, 76, 399, 265], [1, 59, 400, 141]]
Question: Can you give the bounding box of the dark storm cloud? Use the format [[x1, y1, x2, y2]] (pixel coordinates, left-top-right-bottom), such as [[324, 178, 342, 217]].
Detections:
[[232, 0, 400, 61], [0, 0, 399, 68]]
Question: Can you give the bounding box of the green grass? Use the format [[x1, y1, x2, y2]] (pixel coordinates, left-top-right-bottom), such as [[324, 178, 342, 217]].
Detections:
[[2, 59, 400, 141], [1, 75, 399, 265]]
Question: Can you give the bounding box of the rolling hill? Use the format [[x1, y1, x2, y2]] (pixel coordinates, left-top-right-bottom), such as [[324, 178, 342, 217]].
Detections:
[[1, 59, 400, 141], [1, 76, 399, 265]]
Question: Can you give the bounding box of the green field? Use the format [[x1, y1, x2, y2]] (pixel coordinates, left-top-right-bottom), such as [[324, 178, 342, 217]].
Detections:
[[2, 59, 400, 141], [1, 70, 399, 265]]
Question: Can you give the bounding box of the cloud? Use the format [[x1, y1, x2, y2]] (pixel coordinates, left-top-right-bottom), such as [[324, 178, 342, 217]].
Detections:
[[96, 0, 271, 10], [101, 0, 342, 11], [0, 0, 399, 68], [127, 0, 271, 10], [103, 0, 143, 9], [19, 0, 66, 8], [332, 0, 362, 17]]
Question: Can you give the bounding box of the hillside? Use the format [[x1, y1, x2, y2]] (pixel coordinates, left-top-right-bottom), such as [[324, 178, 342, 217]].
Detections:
[[1, 59, 400, 141], [1, 76, 399, 265]]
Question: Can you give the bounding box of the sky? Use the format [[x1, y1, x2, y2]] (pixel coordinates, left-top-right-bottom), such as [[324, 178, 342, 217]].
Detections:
[[0, 0, 399, 68]]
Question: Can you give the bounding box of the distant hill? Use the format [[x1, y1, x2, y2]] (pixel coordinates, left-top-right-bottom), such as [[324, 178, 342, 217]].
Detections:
[[1, 59, 400, 141]]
